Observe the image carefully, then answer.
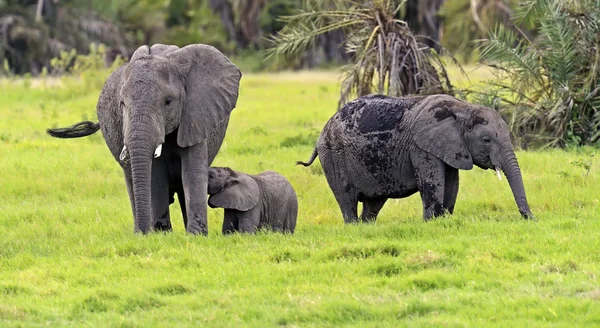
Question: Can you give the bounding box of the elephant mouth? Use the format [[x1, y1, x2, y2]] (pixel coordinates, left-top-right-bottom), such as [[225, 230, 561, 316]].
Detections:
[[474, 159, 494, 170]]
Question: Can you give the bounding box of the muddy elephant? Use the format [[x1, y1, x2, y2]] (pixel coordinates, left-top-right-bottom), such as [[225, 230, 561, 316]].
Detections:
[[207, 167, 298, 234], [47, 43, 242, 234], [298, 94, 534, 223]]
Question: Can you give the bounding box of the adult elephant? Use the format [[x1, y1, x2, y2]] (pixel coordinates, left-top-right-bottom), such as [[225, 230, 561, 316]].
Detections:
[[47, 43, 242, 235], [297, 94, 534, 223]]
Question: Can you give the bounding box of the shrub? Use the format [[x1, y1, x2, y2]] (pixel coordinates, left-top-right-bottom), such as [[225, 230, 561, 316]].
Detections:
[[477, 0, 600, 148]]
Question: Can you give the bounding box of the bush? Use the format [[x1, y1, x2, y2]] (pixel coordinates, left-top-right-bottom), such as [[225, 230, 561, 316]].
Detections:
[[476, 0, 600, 148]]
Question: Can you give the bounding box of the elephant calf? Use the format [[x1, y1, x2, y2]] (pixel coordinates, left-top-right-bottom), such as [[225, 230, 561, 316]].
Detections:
[[207, 167, 298, 234]]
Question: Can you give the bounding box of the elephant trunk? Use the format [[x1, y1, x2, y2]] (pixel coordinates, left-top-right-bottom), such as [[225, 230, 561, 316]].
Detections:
[[499, 146, 533, 219], [126, 113, 162, 234]]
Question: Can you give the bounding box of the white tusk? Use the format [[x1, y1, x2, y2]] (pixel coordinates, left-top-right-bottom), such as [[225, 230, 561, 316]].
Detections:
[[119, 145, 128, 161], [495, 167, 502, 181], [154, 144, 162, 158]]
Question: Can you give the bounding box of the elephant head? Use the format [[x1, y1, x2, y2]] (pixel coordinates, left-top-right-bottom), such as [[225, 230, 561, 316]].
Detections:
[[207, 167, 260, 211], [411, 95, 533, 218], [120, 44, 241, 232]]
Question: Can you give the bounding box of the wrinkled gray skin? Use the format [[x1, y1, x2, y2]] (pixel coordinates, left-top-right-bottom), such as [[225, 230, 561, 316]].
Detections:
[[207, 167, 298, 234], [47, 44, 241, 234], [298, 94, 533, 223]]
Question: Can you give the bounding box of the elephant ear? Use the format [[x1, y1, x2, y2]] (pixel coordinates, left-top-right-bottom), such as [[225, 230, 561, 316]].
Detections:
[[208, 173, 260, 211], [411, 98, 474, 170], [167, 44, 242, 147]]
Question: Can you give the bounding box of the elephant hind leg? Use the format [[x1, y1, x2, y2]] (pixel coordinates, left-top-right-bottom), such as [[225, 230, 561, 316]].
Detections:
[[332, 191, 359, 224], [360, 198, 388, 223], [151, 161, 172, 232], [320, 149, 359, 223]]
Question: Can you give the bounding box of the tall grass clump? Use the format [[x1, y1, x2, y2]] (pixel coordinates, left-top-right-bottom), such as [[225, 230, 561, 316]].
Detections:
[[477, 0, 600, 148], [267, 0, 458, 108]]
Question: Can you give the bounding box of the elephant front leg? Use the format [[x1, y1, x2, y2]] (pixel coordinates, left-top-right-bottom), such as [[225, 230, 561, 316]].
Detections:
[[237, 209, 259, 234], [443, 166, 459, 214], [412, 152, 447, 221], [180, 142, 209, 235], [222, 210, 239, 234]]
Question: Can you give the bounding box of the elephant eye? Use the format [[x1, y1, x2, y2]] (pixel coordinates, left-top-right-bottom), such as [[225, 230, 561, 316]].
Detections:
[[165, 96, 173, 106], [483, 136, 492, 144]]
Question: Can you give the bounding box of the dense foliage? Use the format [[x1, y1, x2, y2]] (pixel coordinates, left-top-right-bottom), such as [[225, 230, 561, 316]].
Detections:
[[1, 0, 451, 75], [477, 0, 600, 147], [0, 0, 336, 74], [0, 0, 130, 74]]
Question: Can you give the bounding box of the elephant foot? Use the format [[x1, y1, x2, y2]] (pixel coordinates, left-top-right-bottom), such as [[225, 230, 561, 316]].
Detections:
[[186, 213, 208, 235], [360, 217, 377, 223], [134, 226, 153, 234], [154, 219, 173, 232], [153, 211, 173, 232]]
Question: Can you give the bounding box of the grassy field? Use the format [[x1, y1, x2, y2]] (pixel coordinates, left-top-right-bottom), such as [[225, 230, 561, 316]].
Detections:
[[0, 66, 599, 327]]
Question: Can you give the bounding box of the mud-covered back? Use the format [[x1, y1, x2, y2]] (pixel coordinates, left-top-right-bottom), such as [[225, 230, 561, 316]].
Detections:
[[336, 94, 425, 134]]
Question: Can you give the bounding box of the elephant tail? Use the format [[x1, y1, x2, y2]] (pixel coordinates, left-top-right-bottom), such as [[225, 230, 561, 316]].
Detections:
[[47, 121, 100, 138], [296, 147, 318, 167]]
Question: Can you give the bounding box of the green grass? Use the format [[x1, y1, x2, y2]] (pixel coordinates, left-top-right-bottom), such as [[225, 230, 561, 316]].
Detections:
[[0, 67, 599, 327]]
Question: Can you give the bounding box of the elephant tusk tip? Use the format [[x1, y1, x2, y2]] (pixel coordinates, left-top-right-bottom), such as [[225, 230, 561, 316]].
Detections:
[[119, 145, 128, 161], [154, 144, 162, 158], [495, 166, 502, 181]]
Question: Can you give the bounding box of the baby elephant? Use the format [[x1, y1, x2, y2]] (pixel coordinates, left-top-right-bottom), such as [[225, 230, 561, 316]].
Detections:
[[207, 167, 298, 234]]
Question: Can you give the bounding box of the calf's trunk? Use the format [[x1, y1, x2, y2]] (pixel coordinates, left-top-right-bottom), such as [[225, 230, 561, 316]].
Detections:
[[500, 146, 533, 219]]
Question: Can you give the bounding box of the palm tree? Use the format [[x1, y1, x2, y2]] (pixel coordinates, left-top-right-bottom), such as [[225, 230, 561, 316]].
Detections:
[[267, 0, 458, 108], [209, 0, 267, 49]]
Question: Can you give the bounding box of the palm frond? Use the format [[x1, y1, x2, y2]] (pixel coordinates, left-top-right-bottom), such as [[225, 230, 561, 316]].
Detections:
[[267, 0, 458, 109], [265, 17, 362, 60], [513, 0, 551, 28]]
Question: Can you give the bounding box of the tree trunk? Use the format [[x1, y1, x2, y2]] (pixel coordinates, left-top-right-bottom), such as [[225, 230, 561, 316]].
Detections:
[[404, 0, 445, 51], [35, 0, 44, 23]]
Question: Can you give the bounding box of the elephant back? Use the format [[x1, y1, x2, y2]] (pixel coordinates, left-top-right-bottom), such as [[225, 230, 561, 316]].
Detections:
[[336, 94, 425, 135]]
